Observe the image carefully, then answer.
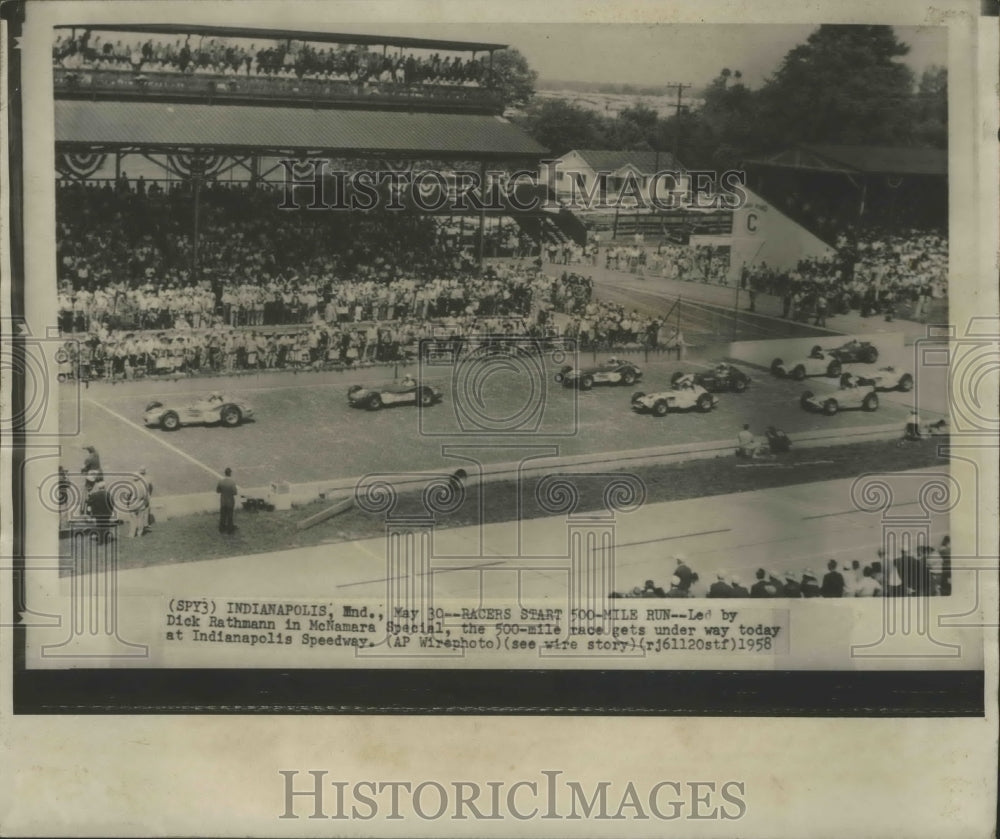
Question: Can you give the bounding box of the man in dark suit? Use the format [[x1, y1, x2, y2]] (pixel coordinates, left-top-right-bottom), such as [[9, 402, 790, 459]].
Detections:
[[708, 573, 734, 598], [821, 558, 845, 597], [216, 467, 238, 535]]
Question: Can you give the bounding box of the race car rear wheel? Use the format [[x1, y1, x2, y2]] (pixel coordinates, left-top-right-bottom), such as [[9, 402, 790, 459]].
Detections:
[[221, 405, 242, 427], [863, 346, 879, 364], [862, 393, 879, 412], [800, 391, 814, 410], [652, 400, 669, 417], [621, 369, 636, 386], [732, 376, 748, 393], [671, 371, 685, 386], [367, 393, 383, 410], [418, 387, 434, 407], [827, 360, 842, 377], [791, 365, 806, 381], [161, 411, 180, 431], [822, 399, 839, 416], [897, 374, 913, 392], [696, 394, 714, 413], [579, 374, 594, 390]]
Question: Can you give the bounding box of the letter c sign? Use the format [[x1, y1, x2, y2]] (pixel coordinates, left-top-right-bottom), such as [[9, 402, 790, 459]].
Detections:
[[747, 213, 758, 233]]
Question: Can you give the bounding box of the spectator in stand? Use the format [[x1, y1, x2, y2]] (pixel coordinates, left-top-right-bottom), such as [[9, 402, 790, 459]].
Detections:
[[821, 559, 845, 597]]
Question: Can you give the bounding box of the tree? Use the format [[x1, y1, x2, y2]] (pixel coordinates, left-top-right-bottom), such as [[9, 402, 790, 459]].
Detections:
[[756, 25, 917, 146], [489, 47, 538, 110], [912, 66, 948, 148], [515, 99, 609, 156]]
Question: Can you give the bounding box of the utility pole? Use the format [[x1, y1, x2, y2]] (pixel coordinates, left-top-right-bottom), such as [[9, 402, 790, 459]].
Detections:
[[665, 82, 691, 164]]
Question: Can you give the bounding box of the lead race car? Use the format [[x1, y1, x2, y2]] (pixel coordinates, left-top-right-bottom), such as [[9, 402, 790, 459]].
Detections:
[[799, 378, 879, 415], [143, 392, 254, 430], [347, 376, 443, 410], [555, 357, 642, 390], [822, 339, 879, 364], [671, 363, 750, 393], [770, 347, 843, 380], [631, 374, 718, 416]]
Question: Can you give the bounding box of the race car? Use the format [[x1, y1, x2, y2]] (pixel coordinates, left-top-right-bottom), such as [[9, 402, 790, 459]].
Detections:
[[799, 382, 879, 415], [671, 363, 751, 393], [555, 357, 642, 390], [630, 377, 718, 416], [770, 348, 843, 380], [852, 366, 914, 392], [143, 392, 254, 430], [822, 340, 879, 364], [347, 377, 443, 410]]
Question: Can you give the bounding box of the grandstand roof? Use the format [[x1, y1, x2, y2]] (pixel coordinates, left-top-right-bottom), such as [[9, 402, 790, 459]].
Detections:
[[54, 23, 507, 53], [565, 149, 682, 172], [55, 100, 547, 159], [748, 144, 947, 177]]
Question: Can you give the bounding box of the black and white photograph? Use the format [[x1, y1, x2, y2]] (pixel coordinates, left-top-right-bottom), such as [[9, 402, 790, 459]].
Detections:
[[1, 0, 997, 836]]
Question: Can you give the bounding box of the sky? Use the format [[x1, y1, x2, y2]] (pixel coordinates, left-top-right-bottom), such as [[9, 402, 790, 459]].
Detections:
[[287, 23, 949, 89]]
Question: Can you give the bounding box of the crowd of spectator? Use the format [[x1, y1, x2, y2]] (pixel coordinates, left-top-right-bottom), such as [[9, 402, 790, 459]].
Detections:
[[742, 227, 947, 325], [54, 30, 494, 86], [613, 540, 952, 599]]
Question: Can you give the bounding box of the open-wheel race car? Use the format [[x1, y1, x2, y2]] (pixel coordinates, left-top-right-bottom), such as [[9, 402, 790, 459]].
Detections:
[[631, 376, 718, 416], [671, 363, 750, 393], [799, 382, 879, 415], [822, 340, 879, 364], [852, 366, 914, 392], [143, 392, 254, 430], [770, 348, 843, 380], [347, 377, 443, 410], [555, 357, 642, 390]]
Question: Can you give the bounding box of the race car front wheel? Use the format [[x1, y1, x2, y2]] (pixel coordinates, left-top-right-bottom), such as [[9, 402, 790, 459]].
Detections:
[[897, 374, 913, 392], [367, 393, 383, 410], [822, 399, 839, 416], [696, 394, 714, 413], [863, 347, 879, 363], [161, 411, 180, 431], [221, 406, 242, 427], [579, 374, 594, 390], [652, 400, 669, 417], [791, 365, 806, 381], [732, 377, 748, 393], [418, 387, 434, 407], [862, 393, 879, 411], [621, 370, 636, 386]]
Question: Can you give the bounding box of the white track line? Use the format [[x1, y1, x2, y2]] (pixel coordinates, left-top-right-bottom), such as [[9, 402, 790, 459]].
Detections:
[[85, 398, 223, 479]]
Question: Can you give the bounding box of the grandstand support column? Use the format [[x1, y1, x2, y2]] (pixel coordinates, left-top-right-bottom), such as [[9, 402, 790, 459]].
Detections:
[[250, 154, 261, 190], [192, 173, 201, 279], [476, 160, 487, 270], [114, 151, 121, 183]]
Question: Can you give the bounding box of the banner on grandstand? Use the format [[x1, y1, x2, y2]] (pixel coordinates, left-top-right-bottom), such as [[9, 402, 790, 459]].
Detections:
[[727, 187, 835, 283]]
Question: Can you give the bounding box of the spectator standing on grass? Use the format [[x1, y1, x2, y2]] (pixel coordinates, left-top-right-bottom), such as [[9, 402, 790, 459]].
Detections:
[[82, 445, 103, 481], [855, 565, 883, 597], [216, 467, 238, 535], [821, 558, 845, 597], [750, 568, 778, 597]]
